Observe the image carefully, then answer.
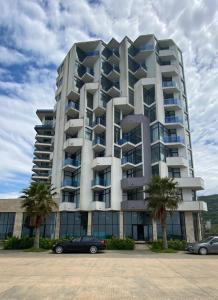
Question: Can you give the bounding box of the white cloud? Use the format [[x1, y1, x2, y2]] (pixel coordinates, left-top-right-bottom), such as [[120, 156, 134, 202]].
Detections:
[[0, 0, 218, 197]]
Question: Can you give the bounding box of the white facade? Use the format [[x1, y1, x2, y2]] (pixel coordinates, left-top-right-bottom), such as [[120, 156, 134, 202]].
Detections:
[[30, 35, 207, 242]]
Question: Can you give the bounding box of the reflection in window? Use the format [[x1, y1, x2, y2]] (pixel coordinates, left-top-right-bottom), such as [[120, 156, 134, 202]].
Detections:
[[0, 213, 15, 240], [60, 212, 88, 238]]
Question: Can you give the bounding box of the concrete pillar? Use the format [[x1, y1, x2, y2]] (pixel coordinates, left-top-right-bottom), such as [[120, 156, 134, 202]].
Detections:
[[54, 212, 60, 239], [87, 211, 92, 235], [152, 218, 157, 241], [119, 211, 124, 238], [185, 212, 195, 242], [13, 212, 23, 238], [197, 213, 202, 241]]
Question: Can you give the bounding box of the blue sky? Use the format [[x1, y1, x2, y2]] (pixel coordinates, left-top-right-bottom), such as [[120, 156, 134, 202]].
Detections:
[[0, 0, 218, 198]]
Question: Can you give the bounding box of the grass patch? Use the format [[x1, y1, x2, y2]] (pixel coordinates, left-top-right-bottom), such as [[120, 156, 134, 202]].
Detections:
[[23, 247, 48, 252], [150, 248, 178, 253]]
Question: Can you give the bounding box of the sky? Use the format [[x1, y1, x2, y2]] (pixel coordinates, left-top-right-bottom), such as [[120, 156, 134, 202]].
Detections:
[[0, 0, 218, 198]]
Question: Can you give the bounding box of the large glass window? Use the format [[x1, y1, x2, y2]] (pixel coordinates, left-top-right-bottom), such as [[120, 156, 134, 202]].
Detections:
[[60, 212, 88, 238], [87, 93, 93, 109], [22, 213, 56, 238], [114, 126, 120, 144], [92, 211, 119, 239], [127, 188, 144, 200], [150, 122, 166, 143], [114, 146, 121, 158], [144, 105, 156, 123], [114, 109, 121, 125], [93, 188, 111, 208], [0, 213, 15, 239], [129, 88, 134, 105], [152, 164, 159, 176], [128, 72, 137, 88], [143, 86, 155, 105], [123, 145, 142, 164], [86, 109, 93, 127], [168, 167, 181, 178], [151, 143, 166, 163], [157, 212, 186, 240], [85, 127, 92, 140], [62, 190, 80, 208]]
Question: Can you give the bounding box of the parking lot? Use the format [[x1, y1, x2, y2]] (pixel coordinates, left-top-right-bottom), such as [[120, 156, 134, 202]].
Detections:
[[0, 250, 218, 300]]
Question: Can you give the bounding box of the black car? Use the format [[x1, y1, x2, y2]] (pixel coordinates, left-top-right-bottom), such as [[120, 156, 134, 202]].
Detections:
[[52, 236, 106, 254]]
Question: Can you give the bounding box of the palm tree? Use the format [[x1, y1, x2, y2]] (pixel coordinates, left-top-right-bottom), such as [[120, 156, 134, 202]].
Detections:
[[21, 182, 58, 248], [145, 176, 182, 249]]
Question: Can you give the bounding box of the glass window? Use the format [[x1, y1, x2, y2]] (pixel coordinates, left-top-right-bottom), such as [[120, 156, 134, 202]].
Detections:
[[151, 143, 166, 163], [91, 211, 119, 239], [114, 126, 120, 143], [60, 212, 88, 238], [0, 213, 15, 239], [168, 167, 181, 178], [129, 88, 134, 105], [143, 86, 155, 105], [85, 127, 92, 140], [114, 109, 120, 125], [128, 72, 137, 88], [86, 109, 93, 126], [87, 93, 93, 109], [22, 213, 56, 239], [114, 146, 121, 158]]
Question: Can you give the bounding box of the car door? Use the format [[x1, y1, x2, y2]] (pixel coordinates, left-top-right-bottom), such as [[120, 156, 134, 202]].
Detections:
[[80, 236, 94, 252], [69, 237, 82, 252], [209, 238, 218, 254]]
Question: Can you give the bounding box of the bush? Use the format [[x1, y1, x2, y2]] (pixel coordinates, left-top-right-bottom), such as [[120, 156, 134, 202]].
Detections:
[[150, 239, 187, 251], [4, 237, 34, 249], [168, 240, 187, 250], [4, 237, 72, 250], [106, 237, 135, 250]]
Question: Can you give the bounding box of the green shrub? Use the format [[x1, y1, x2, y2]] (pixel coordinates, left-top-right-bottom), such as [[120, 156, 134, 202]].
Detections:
[[150, 240, 163, 250], [106, 237, 135, 250], [4, 237, 34, 249], [150, 239, 187, 251], [168, 239, 187, 250]]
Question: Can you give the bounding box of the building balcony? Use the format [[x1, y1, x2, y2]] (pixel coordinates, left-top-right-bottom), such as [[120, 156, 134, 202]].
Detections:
[[33, 157, 50, 163], [92, 157, 112, 171], [35, 134, 52, 143], [175, 177, 204, 190], [121, 200, 147, 211], [92, 137, 105, 152], [34, 123, 53, 133], [92, 117, 106, 134], [91, 178, 111, 191], [59, 202, 77, 211], [32, 174, 50, 181], [64, 119, 83, 135], [121, 176, 147, 191], [177, 201, 207, 212], [159, 49, 177, 59], [63, 158, 80, 172], [65, 101, 80, 118], [105, 82, 120, 98], [61, 179, 80, 191], [166, 157, 188, 168], [164, 136, 185, 146], [63, 138, 83, 154], [117, 137, 141, 152], [160, 64, 179, 76], [133, 63, 147, 79], [105, 65, 120, 81], [165, 116, 183, 128], [121, 157, 141, 171], [32, 165, 51, 172], [134, 44, 154, 61], [91, 201, 106, 210], [35, 142, 51, 148], [34, 150, 51, 156], [107, 49, 120, 65], [82, 50, 99, 67], [162, 81, 180, 92], [164, 98, 182, 109], [79, 67, 94, 83]]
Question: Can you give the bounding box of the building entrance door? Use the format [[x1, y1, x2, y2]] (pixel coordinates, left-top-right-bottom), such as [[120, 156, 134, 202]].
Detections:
[[132, 225, 144, 240]]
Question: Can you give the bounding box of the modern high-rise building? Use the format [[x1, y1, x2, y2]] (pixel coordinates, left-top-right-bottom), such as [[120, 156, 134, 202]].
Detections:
[[0, 35, 207, 242]]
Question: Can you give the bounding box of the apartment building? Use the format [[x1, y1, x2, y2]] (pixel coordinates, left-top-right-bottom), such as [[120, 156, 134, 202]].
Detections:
[[0, 35, 207, 242]]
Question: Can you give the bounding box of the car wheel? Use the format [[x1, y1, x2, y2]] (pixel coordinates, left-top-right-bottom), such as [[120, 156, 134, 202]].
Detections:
[[55, 246, 64, 254], [89, 245, 97, 254], [199, 247, 208, 255]]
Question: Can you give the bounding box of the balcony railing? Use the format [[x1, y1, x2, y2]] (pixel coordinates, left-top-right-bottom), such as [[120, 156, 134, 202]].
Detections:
[[164, 98, 181, 106], [64, 158, 80, 167], [62, 178, 80, 187], [118, 136, 141, 145], [92, 117, 106, 127], [165, 116, 183, 124], [91, 178, 111, 186], [162, 81, 179, 88], [92, 137, 105, 145], [164, 136, 185, 143], [66, 101, 79, 111], [137, 44, 154, 51], [121, 156, 140, 165]]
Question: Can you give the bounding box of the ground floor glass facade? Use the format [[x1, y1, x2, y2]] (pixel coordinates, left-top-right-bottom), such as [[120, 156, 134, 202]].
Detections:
[[0, 212, 15, 239], [59, 212, 88, 238], [92, 211, 119, 239]]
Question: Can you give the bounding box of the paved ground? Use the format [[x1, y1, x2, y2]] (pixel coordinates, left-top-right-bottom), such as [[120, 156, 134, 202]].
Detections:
[[0, 249, 218, 300]]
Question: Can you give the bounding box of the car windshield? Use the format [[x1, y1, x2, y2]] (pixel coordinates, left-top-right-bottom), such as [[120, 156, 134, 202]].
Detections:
[[73, 237, 81, 242], [199, 237, 213, 243]]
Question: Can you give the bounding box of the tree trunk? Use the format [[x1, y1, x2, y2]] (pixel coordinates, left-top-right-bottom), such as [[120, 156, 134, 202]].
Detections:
[[34, 226, 40, 248], [162, 223, 168, 249]]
